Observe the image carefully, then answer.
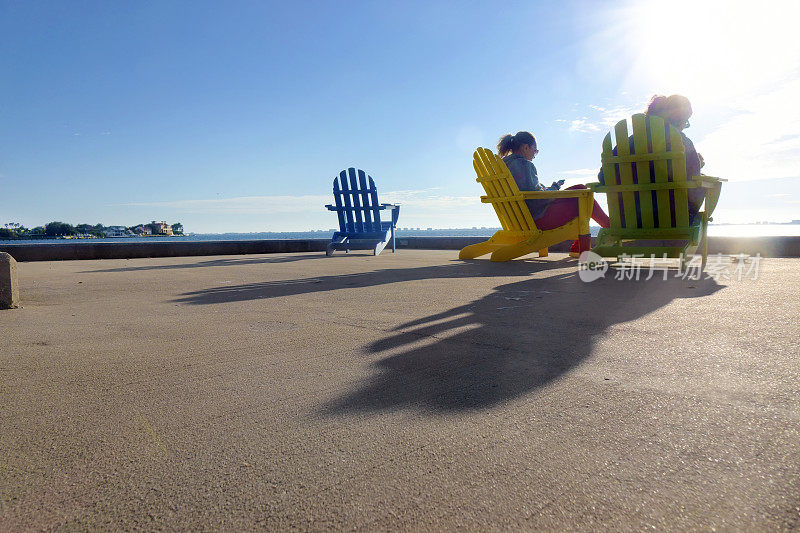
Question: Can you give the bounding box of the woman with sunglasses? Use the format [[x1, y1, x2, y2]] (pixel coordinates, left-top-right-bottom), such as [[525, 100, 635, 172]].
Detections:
[[498, 131, 610, 255]]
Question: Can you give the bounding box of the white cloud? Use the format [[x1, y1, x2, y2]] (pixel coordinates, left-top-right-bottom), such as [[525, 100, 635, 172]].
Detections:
[[121, 189, 493, 231], [556, 168, 600, 184], [590, 105, 642, 128], [560, 104, 642, 134], [380, 188, 478, 209], [568, 118, 600, 133], [698, 78, 800, 182], [124, 189, 480, 215], [559, 168, 599, 176], [124, 195, 332, 214]]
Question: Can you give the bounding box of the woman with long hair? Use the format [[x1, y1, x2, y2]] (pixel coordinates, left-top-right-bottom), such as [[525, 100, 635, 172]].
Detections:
[[498, 131, 610, 255]]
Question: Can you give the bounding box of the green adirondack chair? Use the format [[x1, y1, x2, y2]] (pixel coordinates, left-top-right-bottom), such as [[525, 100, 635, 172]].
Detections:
[[587, 114, 725, 269]]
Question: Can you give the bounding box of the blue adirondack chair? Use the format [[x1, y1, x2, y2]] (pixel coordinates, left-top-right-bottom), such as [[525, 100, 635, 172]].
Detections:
[[325, 168, 400, 256]]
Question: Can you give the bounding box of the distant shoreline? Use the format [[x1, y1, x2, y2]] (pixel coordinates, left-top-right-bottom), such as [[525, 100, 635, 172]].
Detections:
[[2, 223, 800, 244], [5, 234, 189, 241]]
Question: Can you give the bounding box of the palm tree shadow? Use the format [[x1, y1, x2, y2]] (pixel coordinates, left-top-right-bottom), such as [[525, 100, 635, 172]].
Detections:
[[320, 273, 723, 414]]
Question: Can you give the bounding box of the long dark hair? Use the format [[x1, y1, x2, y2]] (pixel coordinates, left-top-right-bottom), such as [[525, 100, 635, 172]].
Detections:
[[497, 131, 536, 157]]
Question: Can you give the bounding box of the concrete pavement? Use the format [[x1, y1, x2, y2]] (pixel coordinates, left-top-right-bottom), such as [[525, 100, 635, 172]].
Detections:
[[1, 250, 798, 530]]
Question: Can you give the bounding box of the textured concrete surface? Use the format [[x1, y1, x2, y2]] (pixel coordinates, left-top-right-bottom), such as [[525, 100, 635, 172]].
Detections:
[[1, 250, 798, 530], [0, 252, 19, 309]]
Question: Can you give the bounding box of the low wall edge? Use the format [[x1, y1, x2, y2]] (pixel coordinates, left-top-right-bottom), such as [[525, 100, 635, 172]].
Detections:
[[1, 236, 799, 261]]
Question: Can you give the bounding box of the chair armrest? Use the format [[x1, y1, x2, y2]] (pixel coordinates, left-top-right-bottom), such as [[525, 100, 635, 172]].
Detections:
[[590, 177, 724, 194], [325, 204, 337, 211], [520, 190, 594, 199], [690, 176, 725, 217], [689, 175, 727, 188], [480, 190, 593, 203], [589, 182, 700, 193], [382, 204, 400, 225]]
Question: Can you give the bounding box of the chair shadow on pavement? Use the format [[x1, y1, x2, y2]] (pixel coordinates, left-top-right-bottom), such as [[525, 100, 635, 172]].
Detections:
[[82, 253, 335, 273], [171, 258, 570, 305], [320, 270, 723, 414], [170, 256, 722, 413]]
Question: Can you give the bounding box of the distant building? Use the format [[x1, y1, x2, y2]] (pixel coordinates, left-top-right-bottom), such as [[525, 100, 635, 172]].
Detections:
[[132, 225, 151, 235], [149, 221, 173, 236], [103, 226, 129, 238]]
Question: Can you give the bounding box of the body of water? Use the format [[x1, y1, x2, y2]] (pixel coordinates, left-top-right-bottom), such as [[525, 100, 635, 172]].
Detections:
[[0, 233, 332, 244], [1, 225, 799, 245], [706, 224, 800, 237]]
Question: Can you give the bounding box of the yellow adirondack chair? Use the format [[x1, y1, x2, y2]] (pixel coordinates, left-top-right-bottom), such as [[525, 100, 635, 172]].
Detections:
[[459, 147, 595, 262], [587, 114, 725, 268]]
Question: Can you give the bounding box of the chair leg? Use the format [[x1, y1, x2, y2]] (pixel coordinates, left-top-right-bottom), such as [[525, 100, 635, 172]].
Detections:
[[326, 236, 348, 257], [459, 240, 497, 260], [491, 239, 540, 262], [701, 212, 709, 270], [374, 237, 389, 256], [538, 248, 548, 257]]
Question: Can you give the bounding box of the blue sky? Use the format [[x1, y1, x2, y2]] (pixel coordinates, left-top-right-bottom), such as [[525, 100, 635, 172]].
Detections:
[[2, 0, 799, 233]]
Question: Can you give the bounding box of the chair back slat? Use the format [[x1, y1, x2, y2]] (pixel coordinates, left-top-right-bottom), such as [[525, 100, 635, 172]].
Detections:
[[600, 133, 622, 229], [332, 178, 346, 232], [648, 116, 673, 228], [330, 169, 386, 235], [600, 114, 692, 230], [472, 156, 505, 230], [367, 176, 383, 230], [356, 170, 373, 232], [337, 170, 355, 233], [473, 148, 534, 232], [632, 114, 654, 228], [347, 168, 365, 233], [477, 150, 517, 230], [614, 119, 640, 228], [476, 150, 511, 230], [669, 127, 690, 227]]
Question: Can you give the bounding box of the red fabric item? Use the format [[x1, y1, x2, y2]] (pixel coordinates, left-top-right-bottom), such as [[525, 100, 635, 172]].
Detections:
[[569, 234, 592, 254], [533, 184, 610, 231]]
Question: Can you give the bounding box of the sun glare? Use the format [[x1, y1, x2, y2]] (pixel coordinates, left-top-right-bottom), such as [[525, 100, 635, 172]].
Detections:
[[579, 0, 800, 190], [608, 0, 800, 106]]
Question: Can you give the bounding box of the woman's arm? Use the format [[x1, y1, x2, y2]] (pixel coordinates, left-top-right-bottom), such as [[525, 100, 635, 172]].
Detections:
[[527, 162, 546, 191], [682, 133, 702, 176]]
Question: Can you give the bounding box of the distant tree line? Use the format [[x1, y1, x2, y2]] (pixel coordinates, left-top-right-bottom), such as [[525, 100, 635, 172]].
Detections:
[[1, 221, 184, 240]]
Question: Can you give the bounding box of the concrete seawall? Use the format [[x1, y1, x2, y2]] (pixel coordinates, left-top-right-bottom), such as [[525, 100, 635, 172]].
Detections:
[[2, 236, 799, 261]]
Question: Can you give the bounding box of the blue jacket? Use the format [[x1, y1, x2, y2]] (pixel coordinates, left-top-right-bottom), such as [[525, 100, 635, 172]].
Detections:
[[502, 154, 550, 219]]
